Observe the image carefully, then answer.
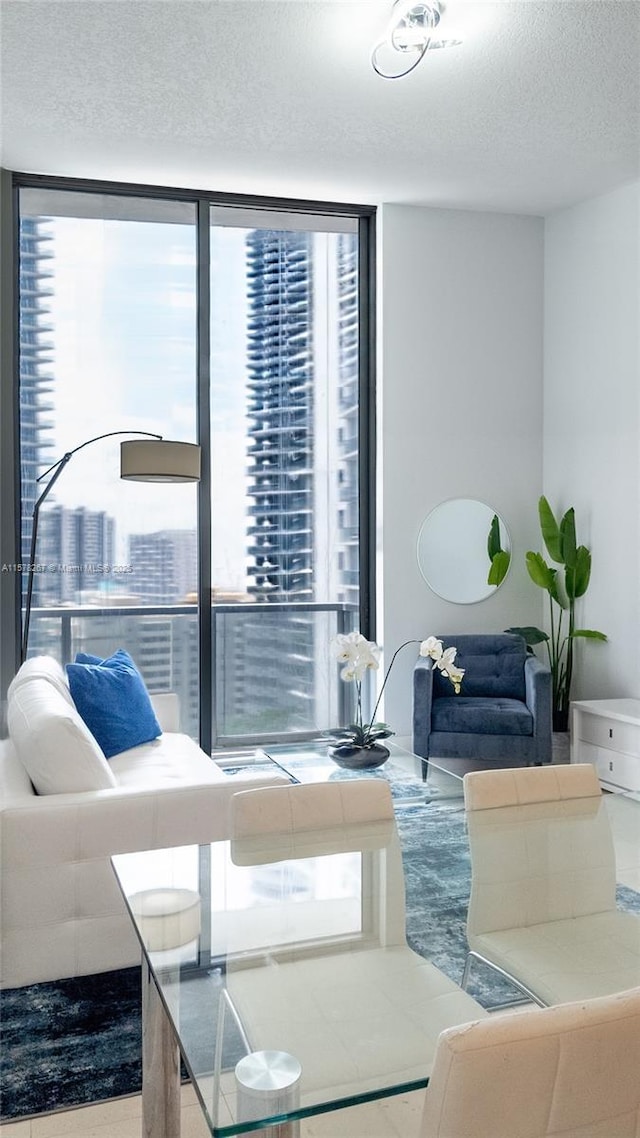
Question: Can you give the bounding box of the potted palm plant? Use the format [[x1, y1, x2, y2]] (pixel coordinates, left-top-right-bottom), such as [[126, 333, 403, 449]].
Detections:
[[507, 496, 606, 733]]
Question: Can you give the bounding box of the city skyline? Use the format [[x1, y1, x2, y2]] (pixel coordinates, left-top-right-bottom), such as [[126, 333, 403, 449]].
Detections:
[[19, 189, 361, 743]]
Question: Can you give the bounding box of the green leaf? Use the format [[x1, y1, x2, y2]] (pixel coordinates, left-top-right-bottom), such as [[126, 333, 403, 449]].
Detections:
[[366, 726, 395, 741], [487, 514, 502, 561], [573, 546, 592, 598], [564, 563, 576, 603], [526, 550, 551, 589], [488, 549, 510, 586], [526, 552, 563, 605], [570, 629, 607, 641], [505, 625, 549, 646], [538, 496, 563, 563], [559, 508, 577, 568], [326, 727, 360, 742]]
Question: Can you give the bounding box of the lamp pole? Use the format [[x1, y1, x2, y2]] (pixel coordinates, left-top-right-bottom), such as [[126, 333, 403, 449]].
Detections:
[[21, 430, 163, 664]]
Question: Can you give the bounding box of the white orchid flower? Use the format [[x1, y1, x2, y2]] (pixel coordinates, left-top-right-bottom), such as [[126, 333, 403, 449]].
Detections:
[[420, 639, 464, 693], [446, 665, 465, 694], [419, 636, 443, 661], [332, 632, 380, 669], [331, 631, 377, 665], [331, 631, 360, 662], [436, 645, 458, 672], [331, 632, 464, 749], [359, 640, 381, 671]]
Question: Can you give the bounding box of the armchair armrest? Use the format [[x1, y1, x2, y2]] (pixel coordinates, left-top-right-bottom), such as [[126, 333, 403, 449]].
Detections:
[[524, 654, 552, 759], [412, 655, 435, 759]]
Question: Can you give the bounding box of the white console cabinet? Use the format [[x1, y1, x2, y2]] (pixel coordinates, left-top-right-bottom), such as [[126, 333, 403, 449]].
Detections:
[[570, 698, 640, 798]]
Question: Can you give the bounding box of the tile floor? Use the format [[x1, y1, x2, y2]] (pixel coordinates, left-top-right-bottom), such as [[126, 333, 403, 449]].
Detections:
[[1, 790, 638, 1138]]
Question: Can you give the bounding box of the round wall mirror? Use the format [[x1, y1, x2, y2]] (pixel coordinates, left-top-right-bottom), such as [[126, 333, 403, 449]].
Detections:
[[417, 499, 511, 604]]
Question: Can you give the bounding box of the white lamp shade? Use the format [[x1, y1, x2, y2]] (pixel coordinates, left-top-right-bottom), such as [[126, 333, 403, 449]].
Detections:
[[120, 439, 201, 483]]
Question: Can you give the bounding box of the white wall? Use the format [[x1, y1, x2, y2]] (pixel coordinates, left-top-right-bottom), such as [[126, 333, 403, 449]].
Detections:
[[544, 182, 640, 701], [380, 204, 544, 741]]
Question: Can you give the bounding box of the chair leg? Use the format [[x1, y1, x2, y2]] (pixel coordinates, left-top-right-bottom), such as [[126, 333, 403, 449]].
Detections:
[[421, 757, 429, 782], [461, 951, 473, 991], [461, 950, 548, 1008]]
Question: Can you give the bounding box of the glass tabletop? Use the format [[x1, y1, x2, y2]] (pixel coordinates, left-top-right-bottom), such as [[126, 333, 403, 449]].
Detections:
[[214, 739, 465, 804], [111, 803, 482, 1135]]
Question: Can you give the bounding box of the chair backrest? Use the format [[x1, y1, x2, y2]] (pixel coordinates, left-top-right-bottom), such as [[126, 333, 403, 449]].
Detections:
[[433, 633, 527, 700], [464, 765, 617, 936], [231, 778, 394, 847], [420, 986, 640, 1138], [230, 778, 407, 947]]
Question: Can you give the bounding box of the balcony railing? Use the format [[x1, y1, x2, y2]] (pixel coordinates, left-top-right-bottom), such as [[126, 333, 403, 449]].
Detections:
[[26, 600, 360, 748]]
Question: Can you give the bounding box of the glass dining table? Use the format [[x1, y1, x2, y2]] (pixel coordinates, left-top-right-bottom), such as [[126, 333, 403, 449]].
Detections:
[[111, 802, 485, 1137]]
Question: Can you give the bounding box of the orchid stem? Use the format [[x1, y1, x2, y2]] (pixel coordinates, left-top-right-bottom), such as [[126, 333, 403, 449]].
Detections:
[[365, 639, 420, 740]]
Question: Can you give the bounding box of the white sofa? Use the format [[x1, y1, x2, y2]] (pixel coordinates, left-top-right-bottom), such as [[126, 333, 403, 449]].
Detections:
[[0, 657, 288, 989]]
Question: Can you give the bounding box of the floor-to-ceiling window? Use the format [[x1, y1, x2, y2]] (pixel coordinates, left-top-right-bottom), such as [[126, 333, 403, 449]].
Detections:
[[7, 175, 375, 748], [209, 209, 363, 746], [15, 187, 200, 732]]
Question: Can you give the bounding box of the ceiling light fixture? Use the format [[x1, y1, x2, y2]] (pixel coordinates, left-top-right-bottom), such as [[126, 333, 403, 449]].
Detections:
[[371, 0, 462, 80]]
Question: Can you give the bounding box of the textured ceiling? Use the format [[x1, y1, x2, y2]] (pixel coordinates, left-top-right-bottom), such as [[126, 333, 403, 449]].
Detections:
[[1, 0, 639, 215]]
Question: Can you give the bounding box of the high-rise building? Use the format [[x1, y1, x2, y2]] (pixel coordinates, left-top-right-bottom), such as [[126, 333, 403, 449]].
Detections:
[[245, 230, 315, 601], [38, 506, 115, 603], [124, 529, 199, 737], [213, 228, 359, 741], [19, 217, 55, 599], [128, 529, 198, 605]]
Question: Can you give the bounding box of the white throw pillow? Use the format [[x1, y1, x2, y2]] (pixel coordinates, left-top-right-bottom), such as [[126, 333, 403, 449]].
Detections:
[[8, 676, 117, 794], [8, 656, 74, 706]]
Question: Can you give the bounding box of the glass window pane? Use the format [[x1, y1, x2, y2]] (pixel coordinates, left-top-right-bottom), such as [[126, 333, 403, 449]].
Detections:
[[210, 214, 360, 744], [18, 188, 199, 737], [14, 182, 370, 750]]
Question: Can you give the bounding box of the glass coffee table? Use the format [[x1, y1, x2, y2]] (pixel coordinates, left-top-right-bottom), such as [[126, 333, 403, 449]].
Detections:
[[214, 739, 465, 804]]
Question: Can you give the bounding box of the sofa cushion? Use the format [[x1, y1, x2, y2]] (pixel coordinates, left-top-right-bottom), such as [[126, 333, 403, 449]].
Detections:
[[8, 676, 117, 794], [67, 649, 162, 760], [109, 732, 226, 787], [0, 738, 37, 798], [432, 697, 533, 737], [8, 656, 74, 706]]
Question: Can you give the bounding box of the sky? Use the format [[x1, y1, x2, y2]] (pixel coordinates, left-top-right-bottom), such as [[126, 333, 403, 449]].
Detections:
[[41, 212, 250, 586]]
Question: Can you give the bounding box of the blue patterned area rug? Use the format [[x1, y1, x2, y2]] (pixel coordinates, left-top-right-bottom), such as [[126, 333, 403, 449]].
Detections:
[[2, 795, 640, 1121]]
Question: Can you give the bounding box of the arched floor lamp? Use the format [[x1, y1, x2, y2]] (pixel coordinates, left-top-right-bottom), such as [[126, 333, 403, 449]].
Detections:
[[21, 431, 201, 664]]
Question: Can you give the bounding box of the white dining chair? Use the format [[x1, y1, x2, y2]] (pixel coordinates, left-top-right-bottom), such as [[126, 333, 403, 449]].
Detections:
[[420, 986, 640, 1138], [463, 763, 640, 1006], [225, 779, 488, 1101]]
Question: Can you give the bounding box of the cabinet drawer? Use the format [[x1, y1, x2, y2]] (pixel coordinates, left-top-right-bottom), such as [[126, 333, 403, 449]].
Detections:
[[577, 714, 640, 757], [578, 741, 640, 793]]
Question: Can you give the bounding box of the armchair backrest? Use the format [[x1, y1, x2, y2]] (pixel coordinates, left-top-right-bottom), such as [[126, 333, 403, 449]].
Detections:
[[433, 633, 527, 700]]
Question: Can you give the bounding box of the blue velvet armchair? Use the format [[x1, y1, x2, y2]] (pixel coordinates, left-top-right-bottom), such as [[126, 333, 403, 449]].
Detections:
[[412, 633, 552, 775]]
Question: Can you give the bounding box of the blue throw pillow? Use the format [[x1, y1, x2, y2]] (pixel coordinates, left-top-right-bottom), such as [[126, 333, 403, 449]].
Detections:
[[67, 649, 162, 759]]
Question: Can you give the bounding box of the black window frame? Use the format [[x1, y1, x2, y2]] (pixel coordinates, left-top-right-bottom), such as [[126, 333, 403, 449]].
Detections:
[[0, 170, 377, 751]]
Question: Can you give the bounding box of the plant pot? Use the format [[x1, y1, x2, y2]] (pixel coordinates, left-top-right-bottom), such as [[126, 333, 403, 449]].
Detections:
[[328, 743, 391, 770], [553, 709, 569, 733], [552, 730, 570, 765]]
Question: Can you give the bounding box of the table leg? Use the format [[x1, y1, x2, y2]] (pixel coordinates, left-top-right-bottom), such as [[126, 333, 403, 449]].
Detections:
[[142, 958, 181, 1138], [235, 1050, 301, 1138]]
